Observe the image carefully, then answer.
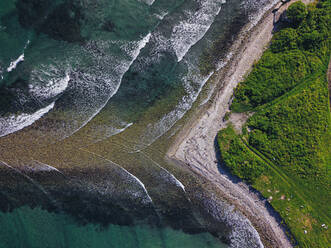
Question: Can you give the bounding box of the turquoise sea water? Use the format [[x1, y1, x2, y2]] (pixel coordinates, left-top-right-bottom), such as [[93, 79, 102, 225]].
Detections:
[[0, 207, 224, 248], [0, 0, 277, 247]]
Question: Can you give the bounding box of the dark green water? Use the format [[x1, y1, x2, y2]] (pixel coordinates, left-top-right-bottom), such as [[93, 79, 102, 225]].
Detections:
[[0, 207, 223, 248], [0, 0, 277, 247]]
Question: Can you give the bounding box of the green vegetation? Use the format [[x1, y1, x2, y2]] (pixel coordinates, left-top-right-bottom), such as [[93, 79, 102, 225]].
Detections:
[[217, 125, 267, 183], [218, 1, 331, 247], [287, 1, 308, 26], [231, 0, 330, 112]]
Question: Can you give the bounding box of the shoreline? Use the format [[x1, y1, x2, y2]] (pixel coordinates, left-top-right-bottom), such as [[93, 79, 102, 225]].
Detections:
[[167, 1, 311, 247]]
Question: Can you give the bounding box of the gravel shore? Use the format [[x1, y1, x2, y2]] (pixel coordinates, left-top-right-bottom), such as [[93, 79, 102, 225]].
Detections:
[[167, 1, 311, 247]]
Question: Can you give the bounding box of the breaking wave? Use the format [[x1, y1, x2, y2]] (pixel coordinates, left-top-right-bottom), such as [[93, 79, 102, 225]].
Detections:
[[0, 102, 55, 137], [171, 0, 225, 62]]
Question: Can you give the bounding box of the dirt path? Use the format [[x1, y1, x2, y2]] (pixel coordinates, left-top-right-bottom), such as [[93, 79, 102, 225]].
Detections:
[[328, 57, 331, 108], [167, 1, 312, 247]]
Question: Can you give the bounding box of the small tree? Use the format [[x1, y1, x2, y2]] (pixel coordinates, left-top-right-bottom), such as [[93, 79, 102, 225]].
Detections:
[[287, 1, 308, 26]]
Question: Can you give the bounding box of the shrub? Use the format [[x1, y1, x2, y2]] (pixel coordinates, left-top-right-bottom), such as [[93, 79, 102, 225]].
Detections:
[[217, 126, 266, 183], [287, 1, 308, 26], [270, 28, 298, 53]]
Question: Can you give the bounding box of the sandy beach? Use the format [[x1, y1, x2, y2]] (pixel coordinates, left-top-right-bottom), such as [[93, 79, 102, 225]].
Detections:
[[167, 1, 312, 247]]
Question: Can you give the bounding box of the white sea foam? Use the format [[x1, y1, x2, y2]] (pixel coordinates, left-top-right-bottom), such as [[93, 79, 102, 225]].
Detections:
[[0, 161, 42, 187], [0, 102, 55, 137], [28, 160, 63, 175], [198, 194, 263, 248], [154, 11, 168, 20], [136, 61, 213, 150], [123, 168, 154, 204], [242, 0, 279, 29], [6, 40, 30, 72], [0, 65, 3, 81], [171, 0, 224, 62], [141, 152, 186, 192], [134, 0, 278, 150], [7, 54, 24, 72], [30, 33, 151, 141], [60, 33, 151, 140], [107, 122, 133, 137], [139, 0, 155, 5], [29, 67, 70, 100], [79, 148, 153, 205], [216, 51, 234, 71], [0, 161, 57, 205]]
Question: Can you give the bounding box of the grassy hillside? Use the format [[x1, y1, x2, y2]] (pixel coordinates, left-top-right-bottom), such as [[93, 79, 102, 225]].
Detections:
[[231, 0, 330, 112], [218, 1, 331, 247]]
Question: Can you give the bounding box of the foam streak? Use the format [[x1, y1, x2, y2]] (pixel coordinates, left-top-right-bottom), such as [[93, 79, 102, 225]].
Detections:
[[0, 161, 57, 205], [141, 152, 186, 192], [79, 148, 153, 204]]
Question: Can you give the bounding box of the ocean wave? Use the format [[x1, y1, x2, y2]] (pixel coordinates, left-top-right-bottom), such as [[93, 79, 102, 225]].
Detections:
[[136, 61, 213, 151], [139, 0, 156, 5], [171, 0, 224, 62], [0, 102, 55, 137], [26, 160, 63, 175], [86, 122, 134, 145], [242, 0, 279, 28], [0, 160, 57, 205], [6, 40, 30, 73], [153, 11, 168, 20], [29, 66, 70, 100], [128, 0, 279, 151], [140, 152, 186, 192], [7, 54, 24, 72], [79, 148, 154, 205], [197, 193, 263, 248], [199, 51, 234, 106], [63, 33, 151, 138], [33, 33, 151, 142]]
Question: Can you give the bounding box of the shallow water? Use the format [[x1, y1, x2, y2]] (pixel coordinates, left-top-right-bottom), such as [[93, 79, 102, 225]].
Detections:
[[0, 0, 278, 247], [0, 207, 224, 248]]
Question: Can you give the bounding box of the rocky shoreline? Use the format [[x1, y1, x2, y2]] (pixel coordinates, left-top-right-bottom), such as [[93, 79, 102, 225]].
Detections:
[[167, 1, 312, 247], [0, 1, 314, 247]]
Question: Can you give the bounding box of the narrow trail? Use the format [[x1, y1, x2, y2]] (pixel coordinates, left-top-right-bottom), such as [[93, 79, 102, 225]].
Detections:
[[241, 138, 330, 222], [327, 57, 331, 108]]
